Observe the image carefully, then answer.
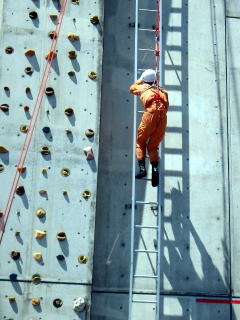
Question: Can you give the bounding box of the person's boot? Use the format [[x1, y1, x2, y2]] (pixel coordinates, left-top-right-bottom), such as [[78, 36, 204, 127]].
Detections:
[[151, 161, 159, 187], [136, 159, 146, 179]]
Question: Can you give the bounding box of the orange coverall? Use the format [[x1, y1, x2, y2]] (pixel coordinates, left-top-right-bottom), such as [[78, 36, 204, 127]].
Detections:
[[129, 80, 169, 162]]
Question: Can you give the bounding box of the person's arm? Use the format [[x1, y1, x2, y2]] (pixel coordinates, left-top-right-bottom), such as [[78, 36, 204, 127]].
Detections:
[[129, 80, 146, 95], [160, 88, 168, 99], [159, 88, 169, 108]]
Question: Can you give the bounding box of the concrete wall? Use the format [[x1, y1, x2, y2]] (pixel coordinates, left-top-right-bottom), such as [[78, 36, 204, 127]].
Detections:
[[227, 12, 240, 320], [92, 0, 239, 319], [227, 0, 240, 17], [0, 0, 240, 319]]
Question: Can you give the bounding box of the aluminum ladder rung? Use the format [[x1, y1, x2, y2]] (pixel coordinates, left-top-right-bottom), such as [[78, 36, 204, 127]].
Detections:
[[138, 48, 154, 52], [132, 299, 157, 303], [138, 28, 155, 32], [137, 68, 160, 72], [135, 225, 158, 229], [136, 201, 158, 205], [133, 275, 158, 278], [139, 8, 158, 12], [134, 249, 158, 253]]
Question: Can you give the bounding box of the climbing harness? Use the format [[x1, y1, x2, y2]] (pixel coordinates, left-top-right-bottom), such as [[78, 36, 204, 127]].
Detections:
[[0, 0, 68, 244], [141, 85, 168, 109], [128, 0, 163, 319]]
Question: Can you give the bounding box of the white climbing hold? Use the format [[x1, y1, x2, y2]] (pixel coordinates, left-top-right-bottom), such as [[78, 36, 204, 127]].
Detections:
[[83, 146, 94, 160], [73, 297, 86, 312]]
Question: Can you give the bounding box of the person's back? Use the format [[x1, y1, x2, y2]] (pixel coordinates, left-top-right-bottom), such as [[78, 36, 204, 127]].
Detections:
[[129, 69, 169, 187], [131, 81, 168, 110]]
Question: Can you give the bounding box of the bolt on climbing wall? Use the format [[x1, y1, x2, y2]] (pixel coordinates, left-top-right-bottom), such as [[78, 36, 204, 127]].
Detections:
[[0, 0, 103, 319]]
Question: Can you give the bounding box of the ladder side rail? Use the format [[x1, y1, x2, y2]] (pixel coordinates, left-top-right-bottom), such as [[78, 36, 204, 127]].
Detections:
[[128, 0, 139, 318], [156, 0, 164, 318]]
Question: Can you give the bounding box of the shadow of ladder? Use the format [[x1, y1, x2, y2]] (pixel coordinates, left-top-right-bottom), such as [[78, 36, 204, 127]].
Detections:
[[128, 0, 163, 319], [159, 0, 189, 317]]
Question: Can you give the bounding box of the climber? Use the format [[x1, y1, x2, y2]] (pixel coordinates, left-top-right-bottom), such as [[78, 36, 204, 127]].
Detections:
[[129, 69, 169, 187]]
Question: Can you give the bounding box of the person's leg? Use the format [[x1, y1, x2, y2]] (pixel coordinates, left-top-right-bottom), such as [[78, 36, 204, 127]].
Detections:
[[147, 112, 167, 186], [147, 112, 167, 162], [136, 112, 154, 179], [135, 159, 146, 179]]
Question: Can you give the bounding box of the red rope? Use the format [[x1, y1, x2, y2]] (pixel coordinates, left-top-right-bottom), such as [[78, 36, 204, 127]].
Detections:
[[155, 0, 161, 88], [0, 0, 68, 243]]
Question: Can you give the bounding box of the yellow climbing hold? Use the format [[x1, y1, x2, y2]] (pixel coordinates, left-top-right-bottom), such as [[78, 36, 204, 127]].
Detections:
[[68, 50, 77, 59], [36, 208, 46, 218], [88, 71, 97, 79], [20, 125, 29, 133], [82, 190, 91, 199], [64, 107, 74, 116], [90, 16, 99, 24], [0, 145, 8, 153], [39, 189, 47, 195], [40, 146, 51, 155], [57, 231, 67, 241], [68, 33, 79, 41], [61, 168, 70, 176], [78, 255, 88, 264], [33, 252, 42, 261], [24, 49, 35, 56], [49, 14, 58, 20], [32, 274, 41, 283], [31, 298, 41, 306], [45, 50, 57, 61], [34, 230, 46, 239]]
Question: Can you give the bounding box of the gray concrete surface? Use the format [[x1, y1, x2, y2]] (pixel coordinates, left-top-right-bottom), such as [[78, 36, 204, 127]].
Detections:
[[91, 0, 238, 319], [227, 18, 240, 298], [227, 0, 240, 17], [0, 0, 240, 319], [91, 293, 230, 320], [93, 0, 229, 291]]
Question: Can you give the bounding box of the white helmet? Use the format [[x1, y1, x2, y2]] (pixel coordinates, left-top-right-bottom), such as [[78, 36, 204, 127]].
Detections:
[[140, 69, 156, 83]]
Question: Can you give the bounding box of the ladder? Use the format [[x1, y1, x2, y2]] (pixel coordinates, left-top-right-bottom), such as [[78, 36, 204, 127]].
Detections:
[[128, 0, 163, 319]]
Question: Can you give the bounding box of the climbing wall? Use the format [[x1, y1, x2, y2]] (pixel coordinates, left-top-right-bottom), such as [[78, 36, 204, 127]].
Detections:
[[92, 0, 240, 319], [0, 0, 103, 319]]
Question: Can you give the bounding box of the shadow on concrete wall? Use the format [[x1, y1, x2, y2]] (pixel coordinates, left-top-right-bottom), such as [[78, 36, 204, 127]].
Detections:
[[159, 0, 232, 319], [91, 0, 231, 319]]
